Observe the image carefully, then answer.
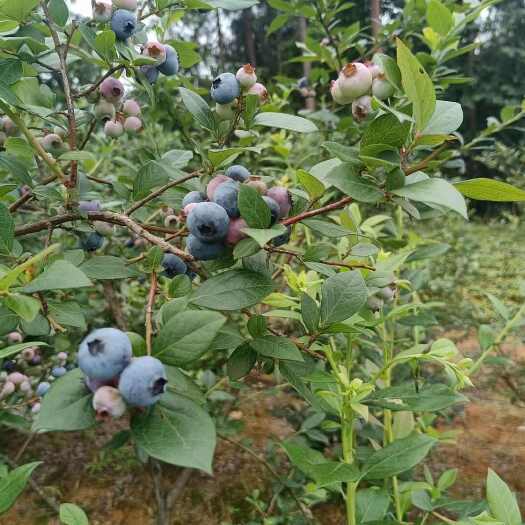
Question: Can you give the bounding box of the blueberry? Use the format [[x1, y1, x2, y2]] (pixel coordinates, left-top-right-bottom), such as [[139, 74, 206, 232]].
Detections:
[[262, 196, 280, 225], [3, 360, 16, 373], [99, 77, 124, 103], [82, 232, 104, 252], [51, 366, 67, 378], [161, 254, 187, 278], [187, 202, 229, 242], [182, 191, 206, 208], [36, 381, 51, 397], [271, 226, 291, 247], [79, 200, 101, 213], [266, 187, 292, 217], [206, 175, 229, 200], [78, 328, 132, 381], [226, 218, 247, 246], [212, 181, 240, 218], [186, 235, 226, 261], [118, 356, 167, 407], [211, 73, 240, 104], [111, 9, 137, 41], [157, 44, 179, 76], [225, 164, 250, 182], [140, 65, 159, 84], [122, 99, 141, 117]]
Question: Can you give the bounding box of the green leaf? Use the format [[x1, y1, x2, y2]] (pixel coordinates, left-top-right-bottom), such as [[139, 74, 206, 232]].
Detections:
[[486, 469, 521, 525], [94, 30, 116, 63], [250, 336, 303, 362], [0, 59, 22, 84], [179, 87, 217, 132], [59, 503, 89, 525], [357, 488, 391, 523], [361, 114, 411, 149], [33, 369, 95, 432], [303, 219, 353, 238], [165, 365, 205, 404], [297, 169, 325, 199], [0, 0, 39, 22], [170, 40, 201, 68], [0, 202, 14, 253], [320, 271, 368, 326], [131, 394, 216, 473], [0, 152, 31, 186], [233, 238, 260, 259], [422, 100, 463, 135], [238, 184, 271, 228], [454, 179, 525, 202], [80, 256, 135, 280], [426, 0, 453, 35], [0, 20, 19, 36], [393, 178, 468, 219], [0, 342, 47, 360], [227, 343, 257, 380], [267, 13, 288, 35], [47, 301, 86, 330], [301, 293, 320, 333], [207, 0, 259, 10], [0, 305, 18, 335], [364, 383, 467, 412], [242, 224, 287, 247], [4, 294, 40, 322], [58, 151, 96, 162], [253, 112, 318, 133], [396, 38, 436, 131], [190, 270, 274, 310], [325, 163, 384, 203], [168, 274, 192, 298], [48, 0, 68, 26], [22, 260, 92, 293], [361, 433, 437, 480], [153, 310, 226, 365], [0, 462, 41, 514]]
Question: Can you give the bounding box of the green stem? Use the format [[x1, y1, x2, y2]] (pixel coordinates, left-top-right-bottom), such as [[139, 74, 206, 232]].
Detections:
[[469, 302, 525, 375]]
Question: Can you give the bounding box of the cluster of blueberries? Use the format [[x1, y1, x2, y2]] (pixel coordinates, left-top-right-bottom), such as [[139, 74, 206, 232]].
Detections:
[[179, 164, 292, 261], [78, 328, 167, 418], [330, 60, 394, 120], [0, 331, 75, 416]]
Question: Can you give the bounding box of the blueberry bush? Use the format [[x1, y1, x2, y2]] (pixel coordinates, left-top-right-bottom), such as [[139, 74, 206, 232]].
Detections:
[[0, 0, 525, 524]]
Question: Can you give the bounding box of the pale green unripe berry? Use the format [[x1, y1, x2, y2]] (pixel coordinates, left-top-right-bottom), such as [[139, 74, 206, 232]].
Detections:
[[337, 62, 372, 100], [104, 120, 124, 138], [53, 126, 67, 139], [352, 95, 372, 121], [94, 100, 116, 121], [372, 76, 394, 100], [40, 133, 63, 153], [216, 103, 235, 121], [330, 79, 353, 105]]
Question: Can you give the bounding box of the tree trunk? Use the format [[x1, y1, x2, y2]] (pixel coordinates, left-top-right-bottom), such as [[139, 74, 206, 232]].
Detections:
[[216, 10, 225, 70], [371, 0, 381, 40], [243, 8, 256, 66]]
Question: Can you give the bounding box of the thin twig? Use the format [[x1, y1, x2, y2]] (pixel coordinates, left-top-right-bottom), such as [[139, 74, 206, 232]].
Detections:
[[145, 271, 157, 355], [282, 196, 353, 226]]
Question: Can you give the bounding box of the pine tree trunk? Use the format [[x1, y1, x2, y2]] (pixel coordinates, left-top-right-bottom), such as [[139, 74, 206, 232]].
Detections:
[[371, 0, 381, 39], [243, 8, 256, 66]]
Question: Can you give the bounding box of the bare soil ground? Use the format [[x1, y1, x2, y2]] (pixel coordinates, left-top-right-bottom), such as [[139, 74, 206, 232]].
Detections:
[[2, 330, 525, 525]]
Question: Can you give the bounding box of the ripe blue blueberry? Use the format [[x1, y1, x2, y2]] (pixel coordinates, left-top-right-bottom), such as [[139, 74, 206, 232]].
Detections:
[[211, 73, 240, 104], [225, 164, 250, 182], [187, 202, 229, 242], [78, 328, 132, 381], [79, 200, 101, 213], [271, 226, 291, 247], [51, 366, 67, 378], [182, 191, 206, 208], [36, 382, 51, 397], [263, 196, 280, 225], [111, 9, 137, 41], [162, 254, 187, 278], [82, 232, 104, 252], [186, 234, 226, 261], [2, 360, 16, 373], [140, 65, 159, 84], [118, 356, 167, 407], [157, 45, 179, 76], [212, 181, 240, 218]]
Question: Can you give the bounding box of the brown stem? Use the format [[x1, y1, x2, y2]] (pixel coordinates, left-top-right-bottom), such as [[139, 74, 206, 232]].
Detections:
[[9, 192, 33, 212], [73, 66, 126, 99], [403, 142, 449, 176], [145, 272, 157, 355], [126, 171, 200, 215], [282, 196, 353, 226], [79, 117, 97, 150]]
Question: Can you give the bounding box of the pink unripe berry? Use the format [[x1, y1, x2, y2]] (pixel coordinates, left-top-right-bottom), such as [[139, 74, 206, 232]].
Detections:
[[99, 77, 125, 103], [19, 380, 32, 394], [236, 64, 257, 89], [94, 100, 116, 121], [206, 174, 229, 200], [143, 42, 167, 64], [352, 95, 373, 121], [122, 99, 141, 116], [330, 79, 352, 106], [21, 348, 35, 362], [183, 203, 198, 216], [246, 179, 267, 195], [124, 116, 142, 133], [31, 402, 41, 414], [7, 372, 28, 385], [93, 0, 112, 22], [337, 62, 372, 101], [2, 116, 17, 136], [40, 133, 63, 152], [112, 0, 138, 10], [0, 381, 15, 399], [226, 218, 248, 246], [372, 76, 394, 100], [365, 61, 383, 79], [92, 386, 127, 420], [7, 331, 23, 344], [104, 120, 124, 138], [247, 82, 269, 104], [266, 187, 292, 218], [57, 352, 68, 361]]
